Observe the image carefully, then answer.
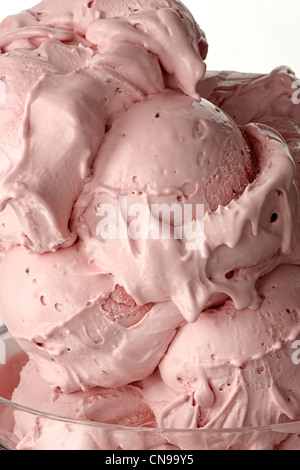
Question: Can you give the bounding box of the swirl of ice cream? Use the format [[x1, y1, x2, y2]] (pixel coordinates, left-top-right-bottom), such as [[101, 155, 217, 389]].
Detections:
[[155, 264, 300, 450], [73, 90, 298, 323], [197, 66, 300, 268], [0, 0, 207, 254], [196, 66, 300, 132], [10, 360, 167, 450], [0, 242, 183, 392]]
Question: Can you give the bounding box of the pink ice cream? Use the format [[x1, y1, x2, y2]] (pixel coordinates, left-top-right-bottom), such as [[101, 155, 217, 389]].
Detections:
[[154, 264, 300, 450], [73, 90, 298, 322], [10, 360, 164, 450], [1, 0, 300, 452], [0, 0, 207, 253], [197, 66, 300, 266], [0, 242, 182, 392]]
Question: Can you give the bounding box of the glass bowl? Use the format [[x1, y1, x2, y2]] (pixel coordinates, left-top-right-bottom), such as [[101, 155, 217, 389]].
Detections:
[[1, 325, 300, 451]]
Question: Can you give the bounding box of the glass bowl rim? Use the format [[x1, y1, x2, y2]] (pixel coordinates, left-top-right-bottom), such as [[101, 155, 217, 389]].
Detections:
[[1, 325, 300, 436]]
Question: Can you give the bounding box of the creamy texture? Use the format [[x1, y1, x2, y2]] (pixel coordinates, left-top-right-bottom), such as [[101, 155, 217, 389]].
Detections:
[[0, 242, 182, 392], [11, 360, 166, 450], [197, 65, 300, 266], [0, 0, 300, 452], [73, 90, 298, 323], [156, 264, 300, 450], [0, 0, 207, 253]]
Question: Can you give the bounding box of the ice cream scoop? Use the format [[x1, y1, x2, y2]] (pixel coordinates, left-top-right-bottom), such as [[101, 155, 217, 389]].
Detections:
[[197, 66, 300, 268], [156, 264, 300, 450], [73, 89, 298, 323], [10, 359, 166, 450], [0, 0, 207, 254], [1, 0, 300, 452], [0, 242, 182, 392], [196, 66, 300, 134]]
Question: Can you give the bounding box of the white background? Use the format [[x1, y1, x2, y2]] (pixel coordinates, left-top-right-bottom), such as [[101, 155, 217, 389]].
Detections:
[[0, 0, 299, 76], [0, 1, 299, 327]]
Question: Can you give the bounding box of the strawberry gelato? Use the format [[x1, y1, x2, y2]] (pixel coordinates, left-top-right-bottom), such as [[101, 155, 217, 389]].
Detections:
[[0, 0, 300, 451]]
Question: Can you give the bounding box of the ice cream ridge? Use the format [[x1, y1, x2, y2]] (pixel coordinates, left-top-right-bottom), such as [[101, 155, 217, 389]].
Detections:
[[0, 0, 300, 451]]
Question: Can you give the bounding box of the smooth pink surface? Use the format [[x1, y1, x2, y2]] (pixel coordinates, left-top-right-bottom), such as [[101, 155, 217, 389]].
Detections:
[[73, 89, 298, 323], [10, 360, 164, 450], [197, 66, 300, 266], [157, 264, 300, 449], [0, 0, 206, 253], [0, 243, 182, 392], [0, 0, 300, 451]]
